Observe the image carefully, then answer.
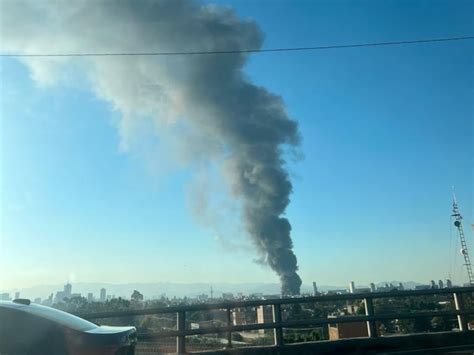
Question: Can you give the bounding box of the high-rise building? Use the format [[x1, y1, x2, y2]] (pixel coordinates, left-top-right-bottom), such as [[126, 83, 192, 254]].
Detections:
[[43, 293, 54, 306], [64, 283, 72, 298], [100, 288, 106, 302], [438, 280, 444, 289], [14, 292, 20, 299], [313, 282, 319, 296], [34, 297, 42, 304], [369, 283, 376, 292], [446, 279, 453, 288], [349, 281, 355, 294], [87, 293, 94, 302], [430, 280, 436, 289], [54, 291, 65, 304]]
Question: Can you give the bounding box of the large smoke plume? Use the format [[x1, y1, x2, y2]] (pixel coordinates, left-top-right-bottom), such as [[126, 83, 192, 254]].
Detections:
[[1, 0, 302, 294]]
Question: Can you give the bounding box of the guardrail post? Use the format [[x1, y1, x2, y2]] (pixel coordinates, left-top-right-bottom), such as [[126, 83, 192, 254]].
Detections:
[[272, 304, 284, 346], [453, 292, 468, 331], [176, 310, 186, 354], [226, 307, 232, 348], [364, 297, 377, 338]]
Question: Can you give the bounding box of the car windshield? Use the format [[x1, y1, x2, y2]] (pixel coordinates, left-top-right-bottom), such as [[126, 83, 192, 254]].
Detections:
[[18, 304, 97, 331]]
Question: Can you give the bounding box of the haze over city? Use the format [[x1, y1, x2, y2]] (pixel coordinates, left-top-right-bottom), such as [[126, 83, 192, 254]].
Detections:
[[1, 0, 473, 294]]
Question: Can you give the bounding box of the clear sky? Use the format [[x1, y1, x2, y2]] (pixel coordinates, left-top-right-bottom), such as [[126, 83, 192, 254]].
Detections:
[[1, 0, 473, 291]]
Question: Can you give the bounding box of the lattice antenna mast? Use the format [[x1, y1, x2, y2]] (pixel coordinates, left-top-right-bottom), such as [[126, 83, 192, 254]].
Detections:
[[452, 189, 474, 285]]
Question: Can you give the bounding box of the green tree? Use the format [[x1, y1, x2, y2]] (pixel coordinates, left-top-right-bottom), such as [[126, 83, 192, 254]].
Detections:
[[131, 290, 144, 302]]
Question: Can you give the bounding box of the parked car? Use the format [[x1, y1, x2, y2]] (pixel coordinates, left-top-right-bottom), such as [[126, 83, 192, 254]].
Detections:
[[0, 299, 137, 354]]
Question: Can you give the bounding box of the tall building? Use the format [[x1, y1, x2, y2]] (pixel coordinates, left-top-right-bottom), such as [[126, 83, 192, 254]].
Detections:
[[313, 282, 319, 296], [87, 293, 94, 302], [34, 297, 42, 304], [64, 283, 72, 297], [430, 280, 436, 289], [54, 291, 65, 304], [446, 279, 453, 288], [100, 288, 107, 302], [14, 292, 20, 299], [370, 283, 376, 292], [438, 280, 444, 289], [349, 281, 355, 294], [43, 293, 54, 306]]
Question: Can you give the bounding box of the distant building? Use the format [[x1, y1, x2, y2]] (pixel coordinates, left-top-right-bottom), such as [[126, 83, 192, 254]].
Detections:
[[326, 289, 347, 295], [346, 304, 359, 315], [370, 283, 376, 292], [415, 285, 431, 290], [55, 282, 73, 303], [438, 280, 444, 289], [54, 291, 65, 304], [313, 282, 319, 296], [34, 297, 42, 304], [256, 306, 273, 335], [328, 315, 368, 340], [197, 294, 208, 301], [377, 284, 400, 292], [398, 283, 404, 291], [87, 293, 94, 302], [430, 280, 437, 289], [446, 279, 453, 288], [71, 293, 81, 299], [100, 288, 106, 302], [0, 293, 10, 301], [14, 292, 20, 299], [222, 293, 234, 300], [43, 293, 53, 306], [349, 281, 356, 294], [347, 281, 371, 294]]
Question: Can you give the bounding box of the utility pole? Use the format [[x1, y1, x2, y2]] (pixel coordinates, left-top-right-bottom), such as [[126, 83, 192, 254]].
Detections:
[[452, 189, 474, 285]]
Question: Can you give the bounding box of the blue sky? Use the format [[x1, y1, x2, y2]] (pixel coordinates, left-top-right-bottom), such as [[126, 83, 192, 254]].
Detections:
[[1, 0, 473, 291]]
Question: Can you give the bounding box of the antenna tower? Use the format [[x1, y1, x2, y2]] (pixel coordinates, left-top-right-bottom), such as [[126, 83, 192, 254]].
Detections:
[[452, 189, 474, 285]]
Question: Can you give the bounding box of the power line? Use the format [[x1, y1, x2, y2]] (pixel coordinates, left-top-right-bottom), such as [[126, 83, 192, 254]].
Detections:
[[1, 35, 473, 58]]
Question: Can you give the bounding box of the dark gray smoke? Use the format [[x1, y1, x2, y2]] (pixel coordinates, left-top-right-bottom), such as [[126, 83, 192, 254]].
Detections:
[[1, 0, 302, 294]]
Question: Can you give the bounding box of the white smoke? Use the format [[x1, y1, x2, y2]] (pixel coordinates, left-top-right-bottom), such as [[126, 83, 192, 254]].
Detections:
[[1, 0, 302, 294]]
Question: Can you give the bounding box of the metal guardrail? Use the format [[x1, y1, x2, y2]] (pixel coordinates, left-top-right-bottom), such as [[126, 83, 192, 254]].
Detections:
[[79, 286, 474, 354]]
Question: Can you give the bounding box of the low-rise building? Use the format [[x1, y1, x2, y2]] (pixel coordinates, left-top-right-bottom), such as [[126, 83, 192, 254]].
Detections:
[[328, 315, 368, 340]]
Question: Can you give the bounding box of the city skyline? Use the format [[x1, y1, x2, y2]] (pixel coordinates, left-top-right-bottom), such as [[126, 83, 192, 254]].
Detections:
[[1, 0, 473, 291], [0, 278, 466, 302]]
